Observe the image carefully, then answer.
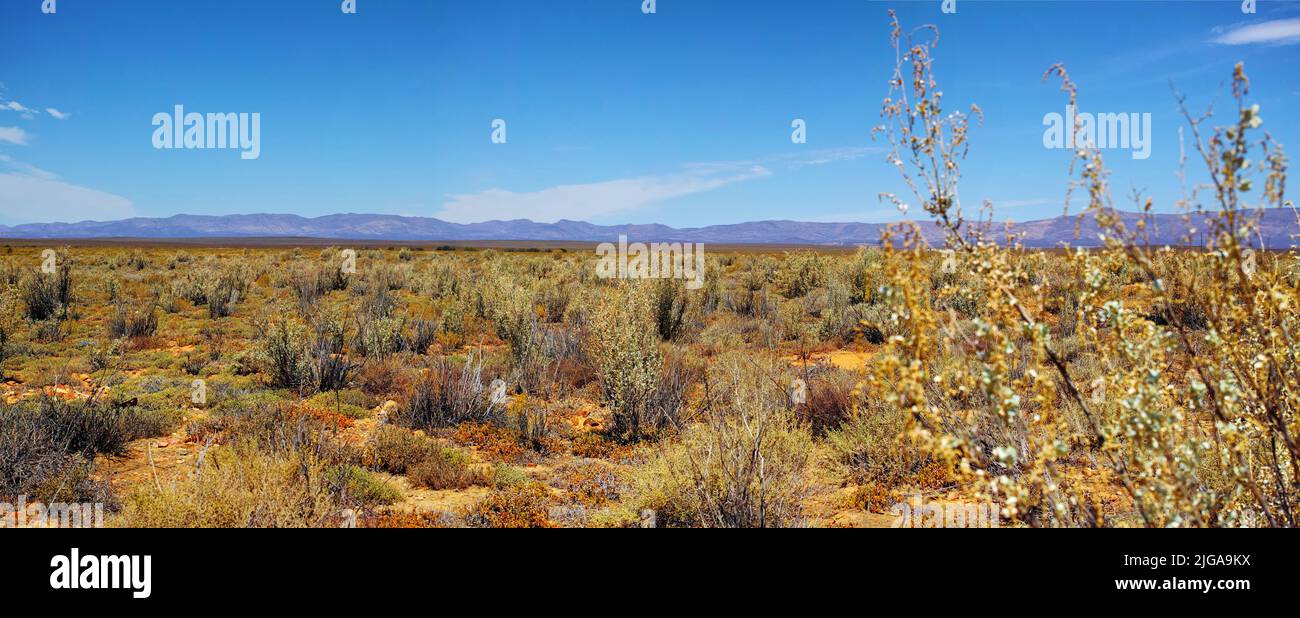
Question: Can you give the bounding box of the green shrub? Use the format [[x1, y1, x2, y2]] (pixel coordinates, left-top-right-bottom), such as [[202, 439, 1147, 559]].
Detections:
[[327, 465, 401, 506], [260, 319, 310, 390], [408, 449, 487, 490], [369, 425, 487, 489], [780, 251, 828, 298], [588, 284, 665, 441]]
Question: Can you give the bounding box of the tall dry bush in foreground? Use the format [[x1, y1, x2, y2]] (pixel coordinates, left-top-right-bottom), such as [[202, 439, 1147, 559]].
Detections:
[[871, 12, 1295, 526]]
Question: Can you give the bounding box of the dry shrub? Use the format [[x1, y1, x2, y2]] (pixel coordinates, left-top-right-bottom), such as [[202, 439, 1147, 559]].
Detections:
[[570, 431, 613, 459], [553, 461, 620, 508], [462, 482, 554, 528], [362, 510, 454, 528], [588, 283, 663, 441], [587, 284, 697, 442], [0, 403, 108, 503], [355, 356, 410, 398], [108, 300, 158, 338], [826, 387, 925, 487], [451, 421, 525, 462], [796, 368, 857, 434], [118, 443, 344, 528], [20, 260, 72, 322], [629, 356, 814, 528], [779, 251, 828, 298], [870, 12, 1299, 526], [260, 319, 309, 390], [508, 395, 551, 453], [369, 425, 488, 490], [368, 424, 439, 474], [653, 278, 690, 340], [408, 452, 487, 491], [390, 353, 496, 430], [187, 398, 350, 459], [846, 482, 896, 514]]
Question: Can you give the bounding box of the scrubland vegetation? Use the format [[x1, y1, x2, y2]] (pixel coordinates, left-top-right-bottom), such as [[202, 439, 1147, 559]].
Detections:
[[0, 15, 1294, 527]]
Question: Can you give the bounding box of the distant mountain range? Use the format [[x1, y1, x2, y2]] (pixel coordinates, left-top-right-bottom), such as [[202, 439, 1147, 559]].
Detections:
[[1, 210, 1296, 248]]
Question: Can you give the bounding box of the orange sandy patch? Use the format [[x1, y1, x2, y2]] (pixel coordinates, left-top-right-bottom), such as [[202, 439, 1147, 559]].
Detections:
[[97, 427, 198, 493], [787, 349, 874, 372]]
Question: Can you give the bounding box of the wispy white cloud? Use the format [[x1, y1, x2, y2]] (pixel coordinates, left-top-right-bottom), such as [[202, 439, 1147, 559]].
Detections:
[[438, 164, 771, 223], [45, 108, 71, 120], [786, 146, 876, 168], [0, 156, 135, 224], [685, 146, 878, 174], [1, 100, 39, 119], [0, 126, 30, 145], [1211, 18, 1300, 45], [0, 154, 56, 180], [436, 146, 878, 223]]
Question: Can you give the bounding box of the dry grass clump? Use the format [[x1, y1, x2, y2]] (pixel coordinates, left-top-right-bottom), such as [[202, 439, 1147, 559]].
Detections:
[[794, 368, 858, 434], [629, 355, 815, 527], [122, 396, 385, 527], [825, 384, 927, 487], [389, 353, 498, 429], [108, 299, 159, 339], [20, 259, 73, 322], [117, 443, 348, 527]]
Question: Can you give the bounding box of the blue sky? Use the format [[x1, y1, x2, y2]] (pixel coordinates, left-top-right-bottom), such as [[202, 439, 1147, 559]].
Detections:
[[1, 0, 1297, 228]]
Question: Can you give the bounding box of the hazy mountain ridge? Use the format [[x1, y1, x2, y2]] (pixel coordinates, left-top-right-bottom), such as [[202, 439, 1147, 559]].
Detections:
[[1, 210, 1296, 248]]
